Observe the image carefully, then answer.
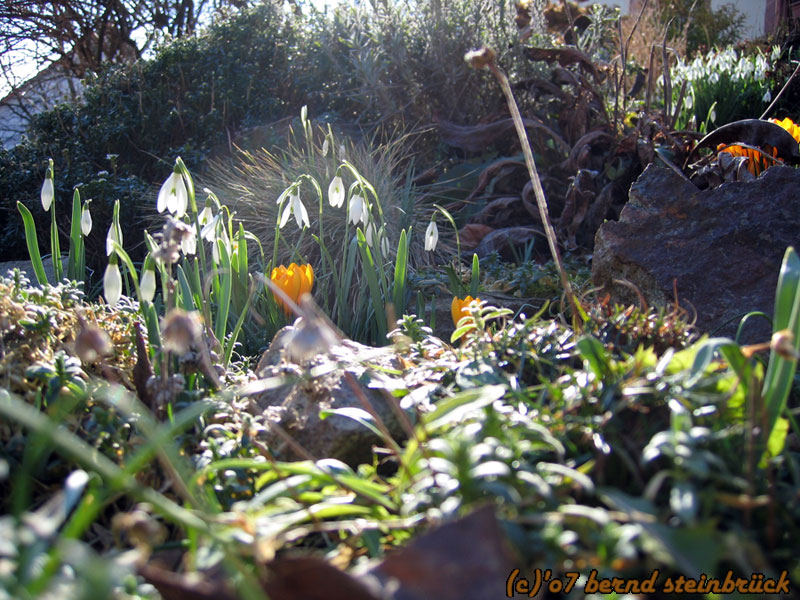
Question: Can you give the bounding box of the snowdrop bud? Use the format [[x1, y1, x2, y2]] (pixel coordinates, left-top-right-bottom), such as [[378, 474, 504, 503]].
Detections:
[[424, 220, 439, 251], [103, 261, 122, 306], [40, 176, 54, 212], [106, 223, 122, 256], [321, 138, 330, 157], [365, 222, 376, 246], [80, 205, 92, 236], [328, 175, 345, 208], [140, 267, 156, 303]]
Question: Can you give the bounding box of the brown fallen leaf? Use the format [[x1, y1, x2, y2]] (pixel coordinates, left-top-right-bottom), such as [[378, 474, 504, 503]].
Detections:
[[435, 116, 569, 155], [263, 555, 381, 600], [138, 563, 238, 600], [460, 223, 494, 249], [368, 505, 517, 600], [524, 46, 602, 82]]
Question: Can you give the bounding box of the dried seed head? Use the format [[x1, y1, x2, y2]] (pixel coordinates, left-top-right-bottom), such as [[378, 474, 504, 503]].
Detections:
[[464, 46, 496, 70], [74, 321, 113, 363], [162, 309, 204, 355], [771, 329, 800, 360]]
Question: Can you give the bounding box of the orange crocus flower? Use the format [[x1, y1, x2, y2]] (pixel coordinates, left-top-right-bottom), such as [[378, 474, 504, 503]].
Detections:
[[451, 295, 481, 327], [270, 262, 314, 315]]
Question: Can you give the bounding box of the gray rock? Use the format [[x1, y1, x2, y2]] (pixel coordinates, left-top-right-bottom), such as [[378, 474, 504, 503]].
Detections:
[[592, 164, 800, 342], [474, 226, 547, 262], [251, 326, 408, 466], [0, 255, 60, 284]]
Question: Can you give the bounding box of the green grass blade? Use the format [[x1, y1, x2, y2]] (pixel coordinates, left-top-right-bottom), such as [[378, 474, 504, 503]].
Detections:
[[762, 246, 800, 449], [17, 202, 49, 285], [177, 264, 198, 311], [214, 239, 233, 344], [357, 228, 386, 343], [470, 253, 480, 297], [49, 196, 62, 282], [391, 228, 409, 318], [67, 189, 83, 282], [0, 390, 207, 532]]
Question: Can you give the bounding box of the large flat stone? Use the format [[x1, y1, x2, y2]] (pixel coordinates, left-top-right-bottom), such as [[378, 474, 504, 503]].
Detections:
[[592, 165, 800, 342]]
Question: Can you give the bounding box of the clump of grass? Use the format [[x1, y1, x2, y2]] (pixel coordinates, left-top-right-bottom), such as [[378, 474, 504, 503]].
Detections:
[[207, 114, 434, 271]]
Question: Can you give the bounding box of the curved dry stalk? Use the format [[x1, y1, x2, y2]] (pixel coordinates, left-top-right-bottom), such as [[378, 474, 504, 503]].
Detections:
[[465, 47, 581, 326]]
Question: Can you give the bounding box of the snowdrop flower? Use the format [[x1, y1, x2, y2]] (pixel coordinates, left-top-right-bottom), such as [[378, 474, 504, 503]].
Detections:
[[106, 223, 122, 256], [198, 204, 213, 227], [763, 89, 772, 103], [180, 226, 197, 255], [328, 175, 345, 208], [349, 194, 367, 226], [40, 173, 54, 212], [157, 171, 188, 218], [279, 192, 310, 230], [379, 226, 390, 255], [200, 211, 221, 242], [321, 138, 330, 157], [80, 205, 92, 236], [140, 267, 156, 303], [424, 220, 438, 251], [212, 228, 231, 263], [365, 222, 377, 246], [103, 260, 122, 306]]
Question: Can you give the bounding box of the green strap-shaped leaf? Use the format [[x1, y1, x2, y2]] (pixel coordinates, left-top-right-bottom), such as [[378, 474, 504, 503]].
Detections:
[[17, 202, 48, 285]]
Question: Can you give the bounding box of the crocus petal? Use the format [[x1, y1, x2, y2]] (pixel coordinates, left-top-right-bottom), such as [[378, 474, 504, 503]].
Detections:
[[104, 262, 122, 306], [424, 220, 439, 251], [80, 206, 92, 236], [328, 176, 344, 208], [40, 177, 54, 212], [140, 268, 156, 303], [451, 295, 479, 327]]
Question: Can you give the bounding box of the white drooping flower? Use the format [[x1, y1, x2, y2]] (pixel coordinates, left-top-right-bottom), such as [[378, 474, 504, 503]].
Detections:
[[181, 226, 197, 255], [292, 193, 309, 229], [328, 175, 345, 208], [140, 267, 156, 303], [198, 205, 213, 226], [424, 220, 439, 252], [157, 171, 188, 218], [763, 89, 772, 103], [349, 194, 366, 226], [80, 205, 92, 236], [40, 175, 54, 212], [103, 261, 122, 306], [278, 192, 310, 230], [200, 211, 221, 242], [106, 223, 122, 256], [321, 138, 330, 157]]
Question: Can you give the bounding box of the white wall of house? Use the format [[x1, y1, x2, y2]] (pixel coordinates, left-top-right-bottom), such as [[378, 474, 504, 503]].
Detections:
[[592, 0, 767, 40]]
